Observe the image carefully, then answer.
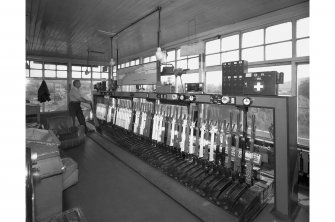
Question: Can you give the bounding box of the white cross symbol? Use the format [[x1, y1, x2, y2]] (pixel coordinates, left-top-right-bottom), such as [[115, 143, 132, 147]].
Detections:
[[254, 82, 264, 91]]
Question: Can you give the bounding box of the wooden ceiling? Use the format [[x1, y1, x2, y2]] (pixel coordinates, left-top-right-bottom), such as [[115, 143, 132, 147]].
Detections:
[[26, 0, 307, 63]]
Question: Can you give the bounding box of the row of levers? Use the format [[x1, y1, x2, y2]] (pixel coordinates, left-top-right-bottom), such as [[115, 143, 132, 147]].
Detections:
[[93, 94, 274, 222]]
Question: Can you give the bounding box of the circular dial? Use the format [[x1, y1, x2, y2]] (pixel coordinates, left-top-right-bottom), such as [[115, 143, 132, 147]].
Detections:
[[189, 95, 195, 101], [242, 97, 252, 106], [221, 96, 230, 104], [179, 95, 185, 100]]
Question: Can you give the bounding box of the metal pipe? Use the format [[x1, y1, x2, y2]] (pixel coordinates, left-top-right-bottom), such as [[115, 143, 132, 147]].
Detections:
[[111, 6, 161, 39]]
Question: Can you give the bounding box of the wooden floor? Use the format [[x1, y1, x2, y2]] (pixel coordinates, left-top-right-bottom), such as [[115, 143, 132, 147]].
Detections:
[[62, 134, 309, 222], [62, 137, 202, 222]]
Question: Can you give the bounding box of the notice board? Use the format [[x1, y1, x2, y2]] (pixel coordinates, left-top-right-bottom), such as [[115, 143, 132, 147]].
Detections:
[[117, 62, 157, 85]]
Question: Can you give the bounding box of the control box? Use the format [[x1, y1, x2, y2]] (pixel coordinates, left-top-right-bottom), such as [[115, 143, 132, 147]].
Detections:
[[244, 71, 284, 96], [222, 60, 248, 95]]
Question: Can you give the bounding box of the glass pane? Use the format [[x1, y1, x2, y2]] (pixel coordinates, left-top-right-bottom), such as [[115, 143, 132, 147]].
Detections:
[[26, 79, 42, 108], [176, 59, 187, 69], [44, 63, 56, 70], [92, 66, 100, 72], [297, 64, 309, 146], [30, 61, 42, 69], [242, 46, 264, 62], [265, 22, 292, 44], [181, 73, 199, 83], [102, 72, 108, 79], [167, 50, 176, 62], [150, 56, 156, 62], [57, 65, 67, 70], [242, 29, 264, 48], [113, 66, 116, 72], [125, 62, 130, 67], [161, 75, 175, 85], [82, 70, 91, 79], [297, 38, 309, 57], [177, 49, 187, 60], [247, 108, 274, 140], [135, 59, 140, 65], [93, 72, 101, 79], [221, 50, 239, 63], [188, 57, 199, 70], [80, 80, 92, 101], [130, 61, 135, 66], [221, 34, 239, 51], [117, 65, 121, 69], [26, 69, 29, 77], [30, 69, 42, 77], [72, 66, 81, 71], [206, 71, 222, 94], [57, 70, 67, 78], [205, 53, 220, 67], [265, 41, 292, 60], [297, 17, 309, 38], [72, 71, 81, 78], [44, 80, 68, 112], [248, 65, 292, 95], [205, 39, 220, 54], [44, 70, 56, 78], [143, 57, 150, 63]]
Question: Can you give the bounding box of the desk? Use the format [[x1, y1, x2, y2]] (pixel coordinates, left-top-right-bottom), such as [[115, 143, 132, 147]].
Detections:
[[26, 103, 41, 123]]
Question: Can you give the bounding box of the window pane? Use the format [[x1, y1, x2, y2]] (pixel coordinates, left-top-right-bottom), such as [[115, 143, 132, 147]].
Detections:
[[143, 57, 150, 63], [248, 65, 292, 95], [125, 62, 130, 67], [206, 71, 222, 94], [93, 72, 101, 79], [181, 73, 199, 83], [297, 17, 309, 38], [113, 66, 116, 72], [30, 69, 42, 77], [265, 22, 292, 44], [242, 29, 264, 48], [221, 35, 239, 51], [177, 49, 187, 60], [161, 75, 175, 85], [45, 70, 56, 78], [26, 79, 41, 107], [205, 39, 220, 54], [57, 65, 67, 70], [242, 46, 264, 62], [82, 71, 91, 79], [26, 69, 29, 77], [297, 64, 309, 146], [44, 63, 56, 70], [176, 59, 187, 69], [150, 56, 156, 62], [92, 66, 100, 72], [72, 71, 81, 78], [44, 80, 68, 112], [135, 59, 140, 65], [167, 50, 176, 62], [72, 66, 81, 71], [121, 63, 125, 68], [297, 38, 309, 57], [178, 73, 199, 92], [266, 41, 292, 60], [205, 53, 220, 67], [102, 72, 108, 79], [117, 65, 121, 69], [30, 61, 42, 69], [221, 50, 239, 63], [130, 61, 135, 66], [57, 71, 67, 78], [188, 57, 199, 70]]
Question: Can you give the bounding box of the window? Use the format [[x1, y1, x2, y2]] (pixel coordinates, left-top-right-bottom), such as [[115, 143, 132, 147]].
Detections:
[[296, 17, 309, 57], [205, 39, 220, 54], [205, 71, 222, 94], [143, 57, 150, 63], [172, 49, 199, 70], [29, 61, 43, 77], [248, 65, 292, 95], [166, 50, 175, 62], [265, 22, 292, 60], [242, 46, 264, 62], [44, 80, 68, 112], [297, 64, 309, 146], [265, 22, 292, 44], [26, 78, 43, 111], [177, 73, 199, 92], [242, 29, 264, 48]]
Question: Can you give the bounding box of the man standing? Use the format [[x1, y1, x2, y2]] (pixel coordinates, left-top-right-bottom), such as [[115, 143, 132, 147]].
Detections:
[[69, 80, 92, 133]]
